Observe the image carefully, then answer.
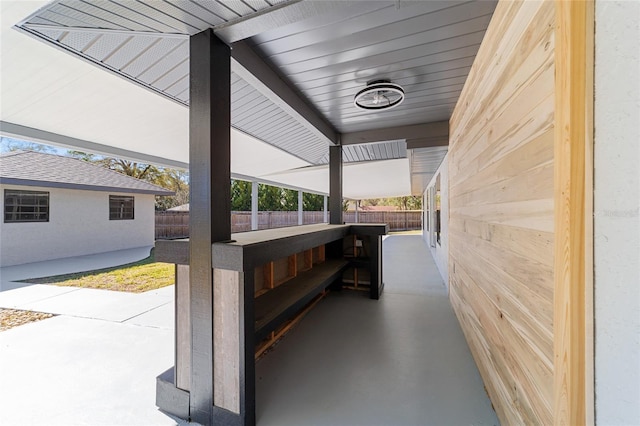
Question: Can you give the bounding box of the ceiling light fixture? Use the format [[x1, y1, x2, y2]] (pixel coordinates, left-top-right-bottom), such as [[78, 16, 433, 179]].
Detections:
[[354, 79, 405, 111]]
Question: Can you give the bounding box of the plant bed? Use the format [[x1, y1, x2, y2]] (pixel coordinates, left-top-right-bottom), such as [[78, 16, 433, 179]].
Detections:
[[0, 308, 54, 331]]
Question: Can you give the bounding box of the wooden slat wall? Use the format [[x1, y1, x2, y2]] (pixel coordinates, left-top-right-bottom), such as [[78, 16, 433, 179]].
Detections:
[[448, 1, 555, 424]]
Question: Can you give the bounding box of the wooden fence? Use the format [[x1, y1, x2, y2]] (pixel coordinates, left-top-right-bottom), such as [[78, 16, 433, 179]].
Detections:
[[343, 210, 422, 230], [155, 210, 422, 239]]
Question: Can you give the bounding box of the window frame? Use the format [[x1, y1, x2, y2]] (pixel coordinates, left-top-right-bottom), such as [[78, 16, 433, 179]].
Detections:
[[109, 195, 135, 220], [4, 189, 50, 223], [435, 173, 441, 246]]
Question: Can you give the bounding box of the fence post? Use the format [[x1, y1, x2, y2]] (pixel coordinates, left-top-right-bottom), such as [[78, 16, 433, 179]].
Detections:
[[298, 191, 303, 225], [251, 181, 258, 231], [355, 200, 359, 223], [323, 195, 328, 223]]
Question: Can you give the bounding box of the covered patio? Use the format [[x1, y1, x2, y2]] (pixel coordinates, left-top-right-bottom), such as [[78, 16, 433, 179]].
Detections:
[[0, 235, 497, 425], [2, 1, 638, 425]]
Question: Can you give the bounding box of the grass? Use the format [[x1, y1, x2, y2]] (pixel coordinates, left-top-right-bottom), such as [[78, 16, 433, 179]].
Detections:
[[23, 250, 174, 293]]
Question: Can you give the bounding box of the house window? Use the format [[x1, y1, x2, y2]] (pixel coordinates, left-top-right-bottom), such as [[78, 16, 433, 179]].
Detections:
[[435, 174, 441, 246], [109, 195, 134, 220], [425, 190, 430, 231], [4, 189, 50, 223]]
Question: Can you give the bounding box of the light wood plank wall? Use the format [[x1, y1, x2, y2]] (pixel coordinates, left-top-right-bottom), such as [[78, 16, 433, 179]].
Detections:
[[448, 1, 555, 424]]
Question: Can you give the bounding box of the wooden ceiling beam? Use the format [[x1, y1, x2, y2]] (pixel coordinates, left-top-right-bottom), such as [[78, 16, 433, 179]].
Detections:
[[231, 41, 339, 146], [341, 121, 449, 146]]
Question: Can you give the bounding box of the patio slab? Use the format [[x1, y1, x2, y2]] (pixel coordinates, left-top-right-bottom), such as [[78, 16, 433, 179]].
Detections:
[[7, 287, 172, 323], [0, 315, 182, 426], [124, 301, 175, 330], [0, 283, 80, 307], [0, 247, 184, 425]]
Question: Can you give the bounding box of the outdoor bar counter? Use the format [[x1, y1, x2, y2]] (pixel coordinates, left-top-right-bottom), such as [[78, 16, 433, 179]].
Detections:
[[154, 223, 387, 424]]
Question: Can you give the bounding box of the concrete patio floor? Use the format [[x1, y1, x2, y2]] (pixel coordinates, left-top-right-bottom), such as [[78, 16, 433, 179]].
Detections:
[[0, 238, 498, 425], [255, 235, 499, 425], [0, 247, 182, 426]]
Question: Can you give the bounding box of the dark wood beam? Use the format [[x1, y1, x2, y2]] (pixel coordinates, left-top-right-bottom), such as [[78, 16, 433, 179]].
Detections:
[[329, 145, 343, 224], [341, 121, 449, 146], [215, 1, 343, 43], [406, 136, 449, 149], [189, 28, 231, 425], [231, 40, 339, 146]]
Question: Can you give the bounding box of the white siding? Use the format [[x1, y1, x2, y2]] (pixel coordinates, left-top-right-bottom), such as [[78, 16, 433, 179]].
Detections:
[[0, 184, 155, 267], [594, 1, 640, 424], [422, 153, 449, 288]]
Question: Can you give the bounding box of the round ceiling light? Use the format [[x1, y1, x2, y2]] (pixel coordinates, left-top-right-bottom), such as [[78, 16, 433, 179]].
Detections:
[[354, 79, 405, 111]]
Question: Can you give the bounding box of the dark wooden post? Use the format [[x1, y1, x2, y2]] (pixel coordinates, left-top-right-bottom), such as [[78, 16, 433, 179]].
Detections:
[[189, 28, 230, 425], [329, 144, 342, 224]]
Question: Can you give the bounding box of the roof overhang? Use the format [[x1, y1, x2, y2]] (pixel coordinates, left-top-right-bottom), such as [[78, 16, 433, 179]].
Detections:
[[0, 177, 173, 196]]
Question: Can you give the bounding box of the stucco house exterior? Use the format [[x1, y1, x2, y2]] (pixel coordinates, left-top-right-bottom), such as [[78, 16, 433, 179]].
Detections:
[[0, 150, 173, 267]]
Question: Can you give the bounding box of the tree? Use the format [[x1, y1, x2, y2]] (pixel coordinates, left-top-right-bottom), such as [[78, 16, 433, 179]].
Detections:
[[382, 196, 422, 210], [68, 151, 161, 181], [361, 198, 380, 207], [155, 169, 189, 210], [1, 137, 55, 153], [258, 184, 283, 211], [303, 193, 324, 211], [67, 150, 188, 210], [282, 188, 298, 211], [231, 180, 252, 211]]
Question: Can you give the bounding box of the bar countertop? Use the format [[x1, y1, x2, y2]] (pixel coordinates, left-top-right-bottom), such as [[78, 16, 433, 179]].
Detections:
[[155, 223, 388, 270]]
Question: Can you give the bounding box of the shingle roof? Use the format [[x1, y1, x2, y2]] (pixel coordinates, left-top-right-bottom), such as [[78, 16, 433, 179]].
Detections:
[[0, 150, 174, 195]]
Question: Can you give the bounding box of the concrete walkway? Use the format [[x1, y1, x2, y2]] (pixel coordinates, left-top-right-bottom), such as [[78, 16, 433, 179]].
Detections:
[[0, 246, 153, 290], [0, 247, 182, 425]]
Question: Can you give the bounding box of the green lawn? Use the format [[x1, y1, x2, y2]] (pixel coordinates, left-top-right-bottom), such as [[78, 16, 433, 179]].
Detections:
[[24, 251, 174, 293]]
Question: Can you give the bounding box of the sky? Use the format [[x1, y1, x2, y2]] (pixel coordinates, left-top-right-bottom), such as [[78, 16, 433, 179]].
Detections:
[[1, 136, 76, 156]]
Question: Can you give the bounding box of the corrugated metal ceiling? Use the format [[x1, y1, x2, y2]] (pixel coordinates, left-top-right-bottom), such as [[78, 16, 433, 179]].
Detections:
[[317, 140, 407, 165], [13, 0, 496, 193], [26, 0, 287, 34], [410, 146, 449, 195], [19, 25, 329, 163], [251, 0, 496, 133], [16, 0, 333, 164]]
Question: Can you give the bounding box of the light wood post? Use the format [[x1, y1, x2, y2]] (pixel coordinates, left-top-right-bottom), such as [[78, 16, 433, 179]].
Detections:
[[553, 1, 594, 424]]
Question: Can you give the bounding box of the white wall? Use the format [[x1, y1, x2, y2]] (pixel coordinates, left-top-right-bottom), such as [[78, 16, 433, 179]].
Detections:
[[594, 1, 640, 424], [0, 185, 156, 267], [422, 153, 449, 287]]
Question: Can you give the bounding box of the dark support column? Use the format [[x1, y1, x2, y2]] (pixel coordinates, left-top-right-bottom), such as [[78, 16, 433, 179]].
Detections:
[[240, 270, 255, 425], [329, 144, 343, 224], [369, 236, 383, 300], [189, 29, 231, 425]]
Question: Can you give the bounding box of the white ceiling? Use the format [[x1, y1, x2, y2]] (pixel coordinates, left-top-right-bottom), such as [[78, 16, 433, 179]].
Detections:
[[263, 158, 412, 200], [1, 1, 190, 164]]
